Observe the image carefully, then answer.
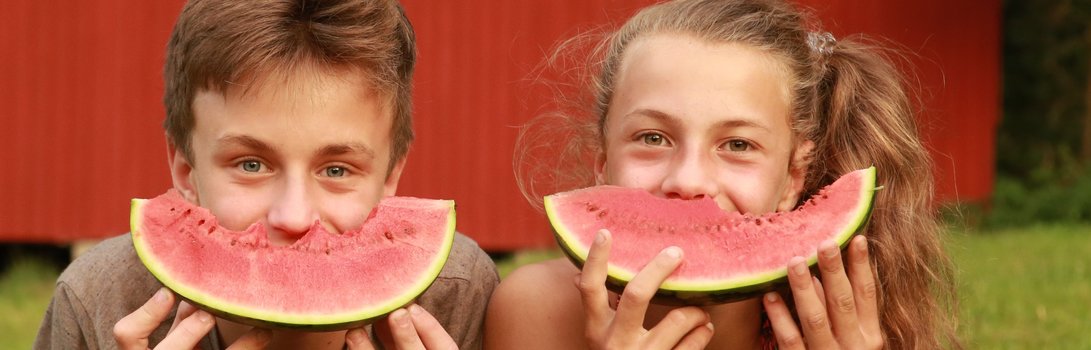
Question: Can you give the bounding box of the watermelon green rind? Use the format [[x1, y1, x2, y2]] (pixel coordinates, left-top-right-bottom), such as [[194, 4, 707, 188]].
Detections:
[[545, 167, 876, 305], [130, 198, 456, 330]]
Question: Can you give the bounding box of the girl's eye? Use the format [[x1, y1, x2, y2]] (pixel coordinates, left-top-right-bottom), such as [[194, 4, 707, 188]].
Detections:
[[641, 133, 667, 146], [726, 140, 751, 152], [239, 160, 263, 173], [325, 166, 347, 178]]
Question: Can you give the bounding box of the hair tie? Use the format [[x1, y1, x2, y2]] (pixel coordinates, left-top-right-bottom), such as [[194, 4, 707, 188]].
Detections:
[[807, 31, 837, 56]]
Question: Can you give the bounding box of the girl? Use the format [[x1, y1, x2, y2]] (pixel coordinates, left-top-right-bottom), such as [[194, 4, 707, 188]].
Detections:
[[487, 0, 959, 349]]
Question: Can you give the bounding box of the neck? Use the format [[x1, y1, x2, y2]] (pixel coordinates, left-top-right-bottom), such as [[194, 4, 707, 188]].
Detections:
[[217, 318, 348, 350]]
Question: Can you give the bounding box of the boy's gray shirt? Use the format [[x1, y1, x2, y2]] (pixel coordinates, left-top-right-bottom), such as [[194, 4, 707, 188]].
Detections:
[[34, 232, 499, 350]]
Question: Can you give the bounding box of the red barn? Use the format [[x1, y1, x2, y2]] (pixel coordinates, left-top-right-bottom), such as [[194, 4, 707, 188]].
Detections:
[[0, 0, 998, 251]]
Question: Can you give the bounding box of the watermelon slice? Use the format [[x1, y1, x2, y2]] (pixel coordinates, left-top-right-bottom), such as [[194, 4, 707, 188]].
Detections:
[[130, 190, 455, 330], [545, 167, 876, 305]]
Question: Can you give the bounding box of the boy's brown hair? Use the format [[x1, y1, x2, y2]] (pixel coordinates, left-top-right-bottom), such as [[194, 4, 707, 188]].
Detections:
[[163, 0, 416, 174]]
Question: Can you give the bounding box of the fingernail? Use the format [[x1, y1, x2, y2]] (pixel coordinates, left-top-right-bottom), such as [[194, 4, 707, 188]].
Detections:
[[154, 288, 168, 303], [595, 230, 605, 244], [346, 328, 367, 345], [663, 246, 682, 259], [765, 292, 778, 303], [856, 236, 869, 254], [392, 309, 410, 327], [409, 304, 423, 315], [821, 239, 838, 258], [791, 257, 808, 276], [197, 310, 212, 323], [705, 322, 715, 331]]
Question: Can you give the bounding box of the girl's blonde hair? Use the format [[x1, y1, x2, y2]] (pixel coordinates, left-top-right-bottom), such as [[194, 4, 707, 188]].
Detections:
[[516, 0, 960, 348]]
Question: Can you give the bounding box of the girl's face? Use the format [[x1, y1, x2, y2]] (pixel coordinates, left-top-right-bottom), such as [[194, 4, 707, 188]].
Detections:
[[598, 33, 812, 215]]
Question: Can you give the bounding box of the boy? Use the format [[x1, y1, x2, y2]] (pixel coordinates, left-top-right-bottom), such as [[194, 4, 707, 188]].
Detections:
[[34, 0, 499, 349]]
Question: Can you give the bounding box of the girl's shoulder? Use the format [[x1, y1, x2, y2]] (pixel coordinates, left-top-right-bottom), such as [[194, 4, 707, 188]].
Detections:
[[485, 258, 588, 348], [490, 257, 582, 310]]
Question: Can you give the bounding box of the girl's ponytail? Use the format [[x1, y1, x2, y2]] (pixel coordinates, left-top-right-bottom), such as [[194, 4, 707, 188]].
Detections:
[[810, 36, 961, 349]]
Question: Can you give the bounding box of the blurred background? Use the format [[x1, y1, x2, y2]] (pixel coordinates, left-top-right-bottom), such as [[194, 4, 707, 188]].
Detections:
[[0, 0, 1087, 348]]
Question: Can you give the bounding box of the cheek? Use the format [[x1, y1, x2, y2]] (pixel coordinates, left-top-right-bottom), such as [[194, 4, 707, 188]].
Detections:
[[717, 168, 786, 215], [321, 192, 384, 233]]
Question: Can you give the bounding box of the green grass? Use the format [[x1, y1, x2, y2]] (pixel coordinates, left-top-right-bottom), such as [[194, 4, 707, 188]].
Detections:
[[948, 224, 1091, 349], [0, 257, 60, 349], [3, 225, 1089, 348]]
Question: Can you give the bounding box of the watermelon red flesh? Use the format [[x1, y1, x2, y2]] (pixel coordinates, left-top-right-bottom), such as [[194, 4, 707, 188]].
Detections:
[[544, 167, 875, 304], [131, 191, 455, 330]]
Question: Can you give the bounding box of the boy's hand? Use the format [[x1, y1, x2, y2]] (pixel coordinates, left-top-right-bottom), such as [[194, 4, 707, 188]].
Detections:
[[346, 304, 458, 350], [113, 287, 271, 350]]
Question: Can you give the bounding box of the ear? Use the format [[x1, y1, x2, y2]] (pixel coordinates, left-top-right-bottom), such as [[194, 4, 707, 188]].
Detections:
[[166, 137, 200, 204], [382, 157, 408, 197], [776, 140, 815, 212], [593, 152, 607, 185]]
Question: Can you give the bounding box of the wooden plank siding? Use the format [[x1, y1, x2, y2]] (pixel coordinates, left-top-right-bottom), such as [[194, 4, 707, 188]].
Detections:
[[0, 0, 998, 251]]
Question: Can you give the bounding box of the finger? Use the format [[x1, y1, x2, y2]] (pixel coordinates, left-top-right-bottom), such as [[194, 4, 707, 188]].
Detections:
[[406, 304, 458, 349], [813, 276, 826, 309], [846, 235, 882, 341], [153, 310, 215, 350], [386, 309, 425, 350], [671, 321, 714, 350], [226, 327, 272, 350], [816, 239, 865, 345], [763, 292, 805, 350], [577, 229, 614, 326], [614, 246, 683, 331], [345, 327, 377, 350], [169, 301, 199, 331], [114, 287, 174, 350], [644, 307, 710, 349], [786, 256, 837, 349]]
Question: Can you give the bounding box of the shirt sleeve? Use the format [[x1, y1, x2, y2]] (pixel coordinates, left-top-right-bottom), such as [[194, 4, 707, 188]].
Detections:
[[417, 234, 499, 350], [34, 281, 96, 350]]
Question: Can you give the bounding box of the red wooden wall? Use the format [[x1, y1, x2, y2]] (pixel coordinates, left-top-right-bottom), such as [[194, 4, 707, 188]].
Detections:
[[0, 0, 998, 250]]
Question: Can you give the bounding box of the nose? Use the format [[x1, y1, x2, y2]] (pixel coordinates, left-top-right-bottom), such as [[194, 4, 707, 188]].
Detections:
[[661, 149, 718, 200], [266, 176, 320, 243]]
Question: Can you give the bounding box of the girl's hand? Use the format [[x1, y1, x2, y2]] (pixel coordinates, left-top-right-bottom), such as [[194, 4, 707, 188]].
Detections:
[[577, 229, 714, 350], [113, 288, 270, 350], [763, 235, 884, 349]]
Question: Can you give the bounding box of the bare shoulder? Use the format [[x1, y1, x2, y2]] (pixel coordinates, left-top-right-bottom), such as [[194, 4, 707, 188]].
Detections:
[[485, 258, 587, 349]]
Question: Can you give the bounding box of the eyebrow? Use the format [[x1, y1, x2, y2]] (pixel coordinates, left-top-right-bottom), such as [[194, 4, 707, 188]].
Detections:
[[627, 108, 771, 131], [217, 135, 276, 154], [217, 135, 376, 160], [314, 143, 376, 160]]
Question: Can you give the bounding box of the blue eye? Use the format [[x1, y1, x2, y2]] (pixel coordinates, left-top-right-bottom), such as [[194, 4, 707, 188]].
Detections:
[[325, 166, 347, 177], [239, 160, 263, 172]]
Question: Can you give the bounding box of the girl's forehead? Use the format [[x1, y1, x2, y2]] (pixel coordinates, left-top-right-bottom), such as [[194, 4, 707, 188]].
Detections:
[[608, 33, 793, 128]]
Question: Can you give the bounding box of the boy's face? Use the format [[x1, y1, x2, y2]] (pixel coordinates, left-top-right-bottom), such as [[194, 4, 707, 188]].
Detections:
[[167, 67, 404, 246]]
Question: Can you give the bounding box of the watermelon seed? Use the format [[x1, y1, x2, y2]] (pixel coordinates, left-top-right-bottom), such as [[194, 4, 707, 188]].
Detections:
[[384, 231, 394, 240], [597, 210, 608, 219], [325, 248, 331, 255], [198, 219, 205, 226], [586, 203, 599, 212]]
